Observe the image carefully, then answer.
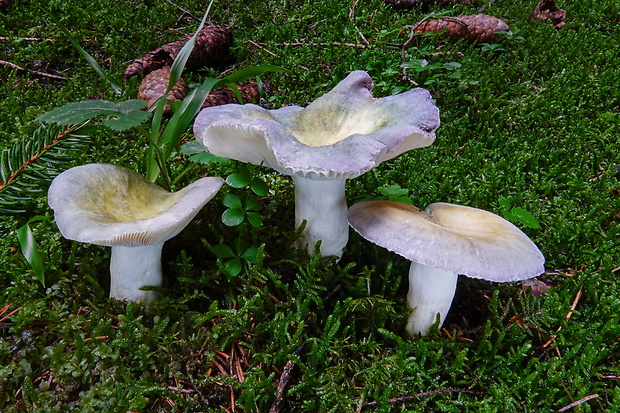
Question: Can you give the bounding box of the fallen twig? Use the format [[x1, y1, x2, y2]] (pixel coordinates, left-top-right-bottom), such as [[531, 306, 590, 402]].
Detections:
[[557, 394, 599, 412], [269, 343, 305, 413], [0, 37, 48, 41], [247, 40, 309, 71], [400, 15, 436, 86], [0, 59, 66, 80], [360, 388, 486, 408], [268, 39, 370, 48], [164, 0, 199, 21], [0, 305, 22, 324]]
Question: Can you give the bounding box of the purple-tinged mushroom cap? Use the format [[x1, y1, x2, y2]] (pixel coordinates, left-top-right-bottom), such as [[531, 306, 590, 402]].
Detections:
[[347, 200, 545, 336], [48, 163, 224, 302], [194, 71, 440, 258]]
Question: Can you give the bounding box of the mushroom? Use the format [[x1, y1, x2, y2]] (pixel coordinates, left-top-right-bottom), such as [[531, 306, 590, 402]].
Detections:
[[193, 70, 440, 259], [48, 163, 224, 302], [347, 201, 545, 337]]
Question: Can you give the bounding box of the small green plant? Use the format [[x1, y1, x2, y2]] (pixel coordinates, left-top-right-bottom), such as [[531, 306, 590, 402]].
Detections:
[[226, 163, 269, 197], [210, 239, 261, 278], [401, 58, 464, 87], [480, 43, 506, 52], [221, 193, 264, 228], [376, 183, 414, 204], [495, 28, 525, 41], [497, 197, 540, 229]]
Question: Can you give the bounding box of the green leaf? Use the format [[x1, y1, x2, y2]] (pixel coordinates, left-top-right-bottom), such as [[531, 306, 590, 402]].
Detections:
[[225, 259, 243, 278], [245, 196, 262, 212], [37, 100, 117, 124], [227, 171, 251, 188], [212, 244, 236, 259], [241, 247, 258, 263], [167, 0, 214, 91], [189, 152, 231, 165], [222, 208, 245, 226], [16, 222, 45, 286], [378, 184, 409, 198], [222, 193, 243, 209], [179, 141, 207, 155], [179, 141, 231, 164], [246, 212, 263, 228], [103, 110, 152, 131], [250, 178, 269, 197], [393, 195, 414, 204], [510, 207, 540, 229], [37, 100, 148, 131]]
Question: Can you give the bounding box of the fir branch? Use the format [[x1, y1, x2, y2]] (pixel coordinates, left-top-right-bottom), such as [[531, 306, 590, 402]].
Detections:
[[0, 123, 91, 214]]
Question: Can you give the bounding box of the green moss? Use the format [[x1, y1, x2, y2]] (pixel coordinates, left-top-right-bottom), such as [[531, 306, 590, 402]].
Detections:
[[1, 0, 619, 411]]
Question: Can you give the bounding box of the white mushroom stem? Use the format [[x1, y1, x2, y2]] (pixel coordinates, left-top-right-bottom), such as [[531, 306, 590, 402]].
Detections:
[[292, 175, 349, 259], [406, 262, 458, 337], [109, 243, 165, 302]]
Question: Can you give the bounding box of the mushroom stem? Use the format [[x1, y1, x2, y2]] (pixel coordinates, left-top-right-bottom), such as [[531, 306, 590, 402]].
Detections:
[[292, 175, 349, 259], [406, 262, 458, 337], [109, 243, 165, 302]]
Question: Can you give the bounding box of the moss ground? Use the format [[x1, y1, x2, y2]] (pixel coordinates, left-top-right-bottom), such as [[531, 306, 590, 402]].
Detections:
[[1, 0, 619, 411]]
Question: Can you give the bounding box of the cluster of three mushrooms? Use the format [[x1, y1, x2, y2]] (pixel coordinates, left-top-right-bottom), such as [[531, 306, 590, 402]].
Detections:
[[193, 70, 544, 336]]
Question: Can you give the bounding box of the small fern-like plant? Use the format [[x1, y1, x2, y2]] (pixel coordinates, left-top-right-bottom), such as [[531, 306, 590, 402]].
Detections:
[[0, 123, 90, 215]]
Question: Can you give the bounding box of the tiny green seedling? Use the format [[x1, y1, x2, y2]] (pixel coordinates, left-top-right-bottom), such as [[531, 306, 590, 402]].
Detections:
[[226, 163, 269, 197], [210, 239, 261, 278], [498, 197, 540, 229], [221, 193, 263, 228], [179, 141, 231, 165], [377, 183, 414, 204], [401, 58, 464, 87]]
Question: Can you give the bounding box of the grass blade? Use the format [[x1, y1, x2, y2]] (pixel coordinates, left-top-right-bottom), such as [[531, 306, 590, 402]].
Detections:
[[46, 12, 123, 95], [16, 221, 46, 287]]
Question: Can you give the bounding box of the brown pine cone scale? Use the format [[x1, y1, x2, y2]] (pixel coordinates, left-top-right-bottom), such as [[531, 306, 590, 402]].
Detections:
[[125, 25, 232, 78], [416, 14, 509, 43], [137, 67, 188, 114], [201, 82, 269, 108]]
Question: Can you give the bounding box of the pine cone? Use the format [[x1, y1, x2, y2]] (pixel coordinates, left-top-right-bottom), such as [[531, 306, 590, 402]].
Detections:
[[383, 0, 476, 9], [0, 0, 14, 13], [529, 0, 566, 29], [137, 67, 188, 114], [125, 25, 232, 78], [201, 82, 270, 108], [416, 14, 509, 42]]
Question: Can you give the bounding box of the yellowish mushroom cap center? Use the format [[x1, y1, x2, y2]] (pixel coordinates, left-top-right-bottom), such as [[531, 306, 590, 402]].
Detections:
[[78, 173, 182, 223], [289, 111, 385, 147]]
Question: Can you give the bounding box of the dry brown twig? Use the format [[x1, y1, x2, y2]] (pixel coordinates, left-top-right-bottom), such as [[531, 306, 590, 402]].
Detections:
[[359, 388, 486, 409], [557, 393, 600, 412], [269, 343, 305, 413], [247, 40, 310, 71], [0, 59, 67, 80], [400, 15, 437, 86], [348, 0, 370, 46]]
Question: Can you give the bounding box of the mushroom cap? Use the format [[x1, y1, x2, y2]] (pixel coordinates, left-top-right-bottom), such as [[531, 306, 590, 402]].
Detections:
[[193, 70, 440, 180], [347, 201, 545, 282], [48, 164, 224, 247]]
